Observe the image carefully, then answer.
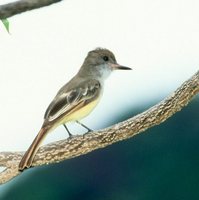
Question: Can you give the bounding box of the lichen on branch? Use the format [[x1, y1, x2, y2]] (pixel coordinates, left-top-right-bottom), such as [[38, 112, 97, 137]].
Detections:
[[0, 70, 198, 184]]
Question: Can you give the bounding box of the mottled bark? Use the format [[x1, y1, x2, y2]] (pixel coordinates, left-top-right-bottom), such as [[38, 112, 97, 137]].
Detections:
[[0, 70, 198, 184], [0, 0, 63, 19]]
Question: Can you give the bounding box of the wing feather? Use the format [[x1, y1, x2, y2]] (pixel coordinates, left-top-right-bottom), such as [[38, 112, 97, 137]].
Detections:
[[44, 80, 101, 123]]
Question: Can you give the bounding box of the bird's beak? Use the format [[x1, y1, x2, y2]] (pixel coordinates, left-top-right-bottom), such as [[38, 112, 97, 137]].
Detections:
[[109, 63, 132, 70]]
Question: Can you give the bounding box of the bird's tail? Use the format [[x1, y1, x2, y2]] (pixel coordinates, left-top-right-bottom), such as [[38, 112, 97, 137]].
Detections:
[[18, 126, 50, 171]]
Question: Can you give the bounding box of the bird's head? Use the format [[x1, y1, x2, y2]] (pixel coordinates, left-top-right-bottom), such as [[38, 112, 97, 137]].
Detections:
[[78, 48, 132, 80]]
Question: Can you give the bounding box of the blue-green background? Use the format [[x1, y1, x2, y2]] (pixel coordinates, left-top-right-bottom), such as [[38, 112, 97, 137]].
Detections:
[[1, 97, 199, 200]]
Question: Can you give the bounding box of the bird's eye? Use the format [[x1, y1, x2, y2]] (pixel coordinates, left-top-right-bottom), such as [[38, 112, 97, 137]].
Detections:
[[103, 56, 109, 61]]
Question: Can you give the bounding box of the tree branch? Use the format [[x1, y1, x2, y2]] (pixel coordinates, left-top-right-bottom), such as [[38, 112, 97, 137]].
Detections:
[[0, 0, 63, 19], [0, 70, 199, 184]]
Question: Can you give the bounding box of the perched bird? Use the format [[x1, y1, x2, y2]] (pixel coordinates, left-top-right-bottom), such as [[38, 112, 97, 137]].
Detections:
[[18, 48, 132, 171]]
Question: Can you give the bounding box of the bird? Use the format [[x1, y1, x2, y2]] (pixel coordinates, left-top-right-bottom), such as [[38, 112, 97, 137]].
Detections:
[[18, 48, 132, 171]]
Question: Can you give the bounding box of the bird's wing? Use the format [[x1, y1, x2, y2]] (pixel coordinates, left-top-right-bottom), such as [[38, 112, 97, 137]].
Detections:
[[44, 79, 101, 123]]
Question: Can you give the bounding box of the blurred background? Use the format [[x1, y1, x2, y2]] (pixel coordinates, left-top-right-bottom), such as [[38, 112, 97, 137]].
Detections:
[[0, 0, 199, 199]]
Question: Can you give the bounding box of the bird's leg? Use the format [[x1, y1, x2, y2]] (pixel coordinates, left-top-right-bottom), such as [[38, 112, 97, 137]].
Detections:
[[76, 121, 93, 132], [63, 124, 72, 137]]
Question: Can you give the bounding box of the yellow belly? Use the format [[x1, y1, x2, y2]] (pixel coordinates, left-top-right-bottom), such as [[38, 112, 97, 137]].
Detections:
[[58, 98, 100, 126], [66, 99, 99, 121]]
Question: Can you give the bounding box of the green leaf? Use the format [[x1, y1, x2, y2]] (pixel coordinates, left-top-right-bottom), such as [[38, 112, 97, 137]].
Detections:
[[1, 19, 10, 33]]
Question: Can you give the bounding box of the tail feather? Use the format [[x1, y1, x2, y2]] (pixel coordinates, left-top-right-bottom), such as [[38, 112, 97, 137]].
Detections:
[[18, 126, 49, 171]]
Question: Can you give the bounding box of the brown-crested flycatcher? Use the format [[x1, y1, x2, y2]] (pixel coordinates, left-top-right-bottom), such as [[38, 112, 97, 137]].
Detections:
[[18, 48, 132, 171]]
